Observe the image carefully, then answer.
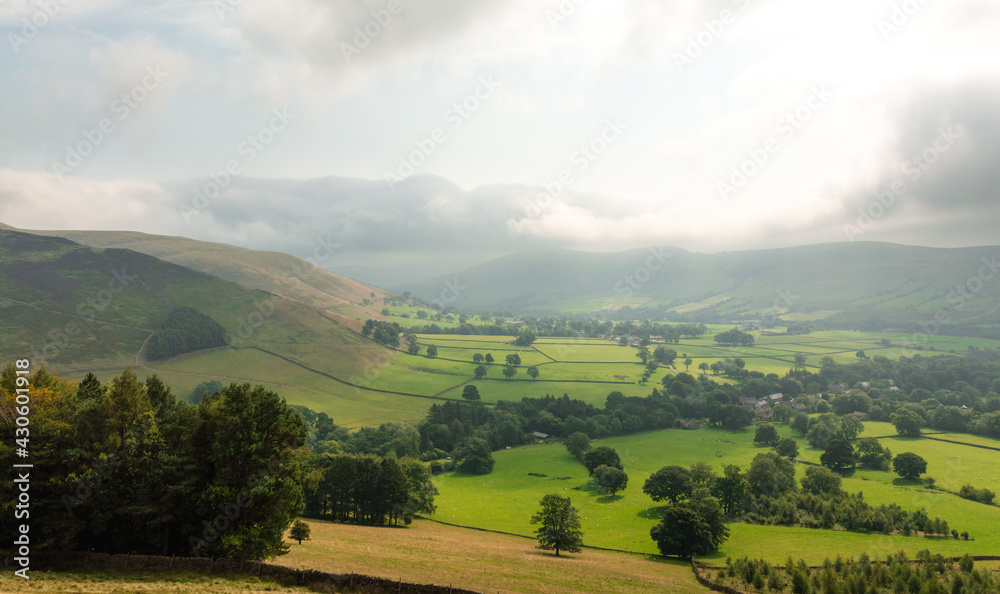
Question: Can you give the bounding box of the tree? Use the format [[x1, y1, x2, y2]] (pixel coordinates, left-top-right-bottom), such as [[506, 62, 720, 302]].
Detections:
[[650, 505, 714, 558], [505, 353, 522, 366], [856, 437, 892, 470], [593, 465, 629, 496], [407, 343, 420, 355], [754, 424, 779, 447], [712, 464, 746, 515], [855, 350, 868, 360], [683, 357, 693, 372], [643, 465, 693, 504], [791, 413, 810, 435], [472, 353, 484, 364], [775, 437, 799, 459], [455, 438, 495, 474], [800, 466, 843, 495], [502, 365, 518, 380], [793, 353, 807, 368], [583, 446, 622, 475], [530, 494, 584, 556], [653, 346, 677, 365], [484, 353, 495, 364], [527, 366, 539, 379], [684, 487, 729, 550], [474, 365, 487, 379], [820, 438, 857, 473], [289, 520, 311, 544], [426, 345, 438, 358], [461, 384, 481, 401], [513, 330, 537, 347], [891, 409, 924, 437], [564, 432, 592, 460], [893, 452, 928, 480], [636, 347, 650, 364], [698, 362, 710, 374], [746, 452, 797, 497]]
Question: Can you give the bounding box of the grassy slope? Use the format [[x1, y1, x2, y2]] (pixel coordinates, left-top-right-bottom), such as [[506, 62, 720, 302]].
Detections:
[[12, 226, 393, 329], [279, 518, 706, 594], [0, 229, 251, 371], [432, 423, 1000, 565]]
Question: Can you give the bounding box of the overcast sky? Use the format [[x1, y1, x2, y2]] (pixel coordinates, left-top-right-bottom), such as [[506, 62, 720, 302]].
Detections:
[[1, 0, 998, 283]]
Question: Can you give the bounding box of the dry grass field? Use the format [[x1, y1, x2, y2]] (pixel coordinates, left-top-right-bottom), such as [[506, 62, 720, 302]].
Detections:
[[277, 519, 708, 594]]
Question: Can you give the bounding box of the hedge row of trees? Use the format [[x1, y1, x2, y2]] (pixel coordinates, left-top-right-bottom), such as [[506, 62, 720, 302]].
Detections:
[[718, 550, 994, 594], [302, 453, 436, 525]]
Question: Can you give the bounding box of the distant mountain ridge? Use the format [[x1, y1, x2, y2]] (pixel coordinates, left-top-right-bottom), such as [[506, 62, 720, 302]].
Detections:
[[404, 242, 1000, 328]]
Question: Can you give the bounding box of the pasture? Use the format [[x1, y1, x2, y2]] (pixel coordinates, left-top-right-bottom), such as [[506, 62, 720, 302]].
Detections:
[[431, 423, 1000, 565], [279, 518, 704, 593]]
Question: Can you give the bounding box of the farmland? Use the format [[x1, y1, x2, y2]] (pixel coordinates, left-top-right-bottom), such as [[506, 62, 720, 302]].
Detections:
[[430, 422, 1000, 565], [61, 323, 1000, 429], [278, 518, 703, 594]]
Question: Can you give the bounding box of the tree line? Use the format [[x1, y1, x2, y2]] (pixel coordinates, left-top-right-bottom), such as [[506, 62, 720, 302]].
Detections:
[[0, 365, 306, 560]]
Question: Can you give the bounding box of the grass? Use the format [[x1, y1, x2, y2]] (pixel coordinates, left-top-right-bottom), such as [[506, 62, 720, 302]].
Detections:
[[0, 570, 313, 592], [432, 423, 1000, 565], [278, 518, 706, 593]]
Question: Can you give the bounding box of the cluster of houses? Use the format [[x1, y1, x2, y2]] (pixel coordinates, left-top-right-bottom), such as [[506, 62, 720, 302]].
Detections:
[[738, 390, 832, 421], [740, 380, 904, 421]]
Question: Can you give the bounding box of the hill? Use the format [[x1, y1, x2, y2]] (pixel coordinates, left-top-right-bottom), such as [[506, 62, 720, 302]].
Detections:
[[0, 228, 255, 370], [0, 229, 440, 426], [404, 242, 1000, 329], [7, 225, 393, 330]]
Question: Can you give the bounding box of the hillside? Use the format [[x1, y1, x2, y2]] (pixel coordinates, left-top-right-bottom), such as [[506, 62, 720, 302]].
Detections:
[[6, 225, 393, 330], [0, 228, 255, 370], [0, 229, 438, 426], [404, 242, 1000, 328]]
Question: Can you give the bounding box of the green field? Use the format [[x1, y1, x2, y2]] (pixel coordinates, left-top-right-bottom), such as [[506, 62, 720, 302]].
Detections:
[[431, 423, 1000, 564], [67, 326, 1000, 429]]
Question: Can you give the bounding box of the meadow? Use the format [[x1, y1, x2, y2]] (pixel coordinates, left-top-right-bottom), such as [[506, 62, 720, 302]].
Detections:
[[278, 518, 704, 593], [68, 326, 1000, 431], [431, 422, 1000, 565]]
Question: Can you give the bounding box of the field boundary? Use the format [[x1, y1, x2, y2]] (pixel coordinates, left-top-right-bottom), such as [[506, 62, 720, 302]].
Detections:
[[867, 433, 1000, 452], [243, 346, 471, 403], [16, 551, 481, 594]]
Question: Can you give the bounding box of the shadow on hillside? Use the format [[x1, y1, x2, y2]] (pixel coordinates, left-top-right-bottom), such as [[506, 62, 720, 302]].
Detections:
[[891, 477, 925, 487], [595, 494, 624, 504], [637, 505, 669, 520]]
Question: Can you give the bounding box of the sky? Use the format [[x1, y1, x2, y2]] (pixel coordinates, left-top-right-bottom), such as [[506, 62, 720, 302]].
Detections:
[[1, 0, 998, 285]]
